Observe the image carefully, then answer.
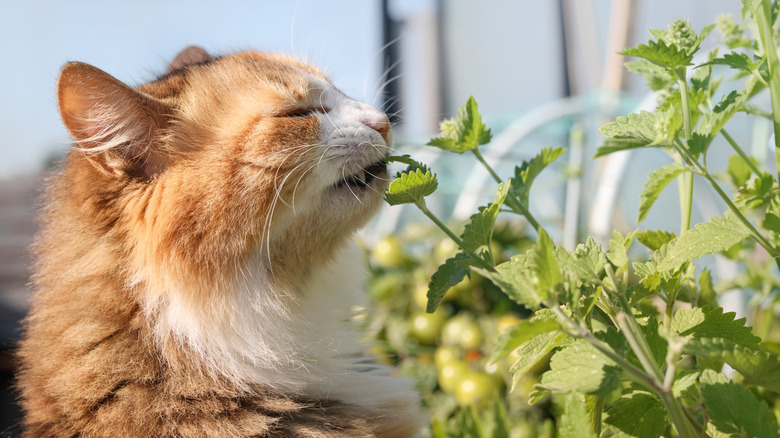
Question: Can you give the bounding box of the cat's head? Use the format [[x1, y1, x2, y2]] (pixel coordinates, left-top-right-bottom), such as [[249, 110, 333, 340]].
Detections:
[[56, 47, 391, 283]]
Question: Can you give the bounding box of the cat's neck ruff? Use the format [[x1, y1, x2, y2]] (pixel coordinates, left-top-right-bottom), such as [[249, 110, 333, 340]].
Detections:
[[144, 239, 418, 410]]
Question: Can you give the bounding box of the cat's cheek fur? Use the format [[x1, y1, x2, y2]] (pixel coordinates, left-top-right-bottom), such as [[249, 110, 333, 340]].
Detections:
[[19, 48, 422, 437]]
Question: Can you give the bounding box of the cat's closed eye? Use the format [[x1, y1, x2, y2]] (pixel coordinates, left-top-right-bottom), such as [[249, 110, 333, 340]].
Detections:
[[280, 105, 330, 118]]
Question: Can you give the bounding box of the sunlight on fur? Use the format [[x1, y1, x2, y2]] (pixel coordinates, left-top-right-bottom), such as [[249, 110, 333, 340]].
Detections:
[[17, 46, 422, 437]]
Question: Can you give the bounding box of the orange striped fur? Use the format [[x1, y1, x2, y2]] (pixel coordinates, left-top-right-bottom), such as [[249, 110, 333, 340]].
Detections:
[[17, 47, 422, 437]]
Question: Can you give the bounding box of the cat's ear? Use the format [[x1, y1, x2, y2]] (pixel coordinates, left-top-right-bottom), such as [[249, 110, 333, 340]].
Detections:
[[166, 46, 212, 74], [57, 62, 169, 178]]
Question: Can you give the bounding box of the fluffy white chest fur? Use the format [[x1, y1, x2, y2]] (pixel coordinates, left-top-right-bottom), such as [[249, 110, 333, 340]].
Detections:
[[144, 239, 420, 411]]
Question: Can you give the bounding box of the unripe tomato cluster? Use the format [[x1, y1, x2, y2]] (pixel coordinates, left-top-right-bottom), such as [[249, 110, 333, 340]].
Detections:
[[367, 230, 551, 435]]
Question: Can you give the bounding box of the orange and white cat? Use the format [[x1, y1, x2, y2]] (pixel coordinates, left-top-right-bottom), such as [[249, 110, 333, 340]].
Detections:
[[17, 47, 423, 437]]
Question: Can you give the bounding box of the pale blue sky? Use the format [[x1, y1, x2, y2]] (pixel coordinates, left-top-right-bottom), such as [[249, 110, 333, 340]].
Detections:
[[0, 1, 382, 178]]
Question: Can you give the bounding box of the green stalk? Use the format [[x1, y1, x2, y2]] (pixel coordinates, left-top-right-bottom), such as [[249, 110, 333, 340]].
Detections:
[[755, 0, 780, 182], [677, 75, 695, 233], [721, 129, 762, 176], [415, 200, 493, 269], [471, 148, 542, 232], [672, 140, 779, 257]]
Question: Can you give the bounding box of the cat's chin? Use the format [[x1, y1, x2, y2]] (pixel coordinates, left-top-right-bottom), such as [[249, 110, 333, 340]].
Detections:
[[329, 157, 388, 195]]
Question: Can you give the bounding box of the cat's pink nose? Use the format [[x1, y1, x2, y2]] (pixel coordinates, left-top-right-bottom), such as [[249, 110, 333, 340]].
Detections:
[[364, 115, 391, 143]]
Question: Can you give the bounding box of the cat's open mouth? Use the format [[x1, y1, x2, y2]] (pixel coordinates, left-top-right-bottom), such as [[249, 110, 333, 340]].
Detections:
[[335, 158, 388, 190]]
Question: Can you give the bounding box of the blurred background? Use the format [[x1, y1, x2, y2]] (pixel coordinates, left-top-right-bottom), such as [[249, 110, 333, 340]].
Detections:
[[0, 0, 748, 433]]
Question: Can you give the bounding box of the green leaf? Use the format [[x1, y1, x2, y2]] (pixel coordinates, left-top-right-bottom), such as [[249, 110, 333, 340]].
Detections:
[[672, 306, 760, 349], [386, 154, 429, 172], [426, 254, 469, 313], [538, 340, 621, 398], [701, 376, 778, 438], [621, 39, 694, 71], [461, 182, 509, 252], [698, 268, 718, 308], [742, 0, 762, 18], [686, 338, 780, 393], [427, 96, 492, 153], [694, 90, 748, 143], [601, 111, 657, 142], [385, 168, 438, 205], [607, 230, 636, 270], [560, 392, 598, 438], [555, 238, 605, 283], [638, 163, 687, 222], [602, 391, 666, 438], [594, 137, 658, 157], [636, 229, 676, 251], [699, 51, 759, 72], [490, 317, 560, 363], [510, 147, 565, 206], [655, 213, 752, 272], [727, 154, 753, 188], [625, 59, 676, 91], [509, 331, 571, 388], [735, 173, 777, 209], [534, 227, 561, 292], [476, 253, 541, 310]]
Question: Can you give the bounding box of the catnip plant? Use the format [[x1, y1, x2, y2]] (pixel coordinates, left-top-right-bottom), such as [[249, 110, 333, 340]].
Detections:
[[385, 1, 780, 436]]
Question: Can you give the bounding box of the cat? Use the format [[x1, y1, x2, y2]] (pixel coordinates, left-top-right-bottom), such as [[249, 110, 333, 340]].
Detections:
[[17, 46, 423, 437]]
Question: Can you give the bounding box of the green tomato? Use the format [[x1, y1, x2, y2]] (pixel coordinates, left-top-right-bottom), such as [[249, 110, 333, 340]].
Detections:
[[371, 235, 405, 269], [510, 422, 537, 438], [441, 316, 483, 350], [409, 310, 446, 345], [497, 314, 520, 334], [413, 283, 429, 309], [433, 238, 459, 264], [454, 371, 499, 407], [437, 359, 469, 394], [434, 345, 460, 369]]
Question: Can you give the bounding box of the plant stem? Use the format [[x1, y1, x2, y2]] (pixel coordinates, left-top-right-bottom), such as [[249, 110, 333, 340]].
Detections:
[[547, 306, 657, 390], [471, 148, 542, 232], [672, 140, 779, 257], [415, 200, 493, 269], [721, 129, 762, 176], [677, 76, 694, 233], [755, 0, 780, 182]]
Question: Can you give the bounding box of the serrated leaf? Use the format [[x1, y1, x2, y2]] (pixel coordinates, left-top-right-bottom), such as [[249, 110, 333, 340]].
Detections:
[[426, 254, 469, 312], [699, 51, 758, 72], [607, 230, 636, 269], [638, 163, 687, 222], [538, 340, 621, 398], [510, 147, 565, 207], [686, 338, 780, 393], [427, 96, 491, 153], [555, 239, 605, 284], [476, 254, 541, 310], [701, 378, 778, 438], [602, 391, 666, 438], [490, 318, 560, 363], [694, 90, 748, 143], [672, 306, 760, 349], [655, 213, 752, 272], [560, 392, 598, 438], [636, 229, 677, 251], [461, 182, 509, 252], [384, 168, 438, 205], [509, 331, 571, 388], [621, 39, 694, 71], [601, 111, 657, 141]]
